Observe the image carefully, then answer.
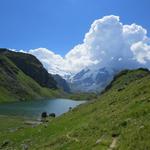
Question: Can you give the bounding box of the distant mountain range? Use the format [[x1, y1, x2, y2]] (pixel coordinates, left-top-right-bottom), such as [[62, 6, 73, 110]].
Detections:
[[65, 66, 114, 92]]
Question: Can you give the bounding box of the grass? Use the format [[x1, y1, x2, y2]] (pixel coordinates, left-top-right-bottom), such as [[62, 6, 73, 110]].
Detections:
[[67, 92, 98, 100], [0, 49, 93, 102], [0, 55, 63, 103], [0, 68, 150, 149]]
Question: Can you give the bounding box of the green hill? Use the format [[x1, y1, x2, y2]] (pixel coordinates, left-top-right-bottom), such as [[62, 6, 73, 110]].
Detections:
[[0, 49, 62, 102], [0, 68, 150, 149]]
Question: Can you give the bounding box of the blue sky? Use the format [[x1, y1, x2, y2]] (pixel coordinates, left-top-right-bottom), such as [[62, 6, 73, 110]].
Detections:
[[0, 0, 150, 56]]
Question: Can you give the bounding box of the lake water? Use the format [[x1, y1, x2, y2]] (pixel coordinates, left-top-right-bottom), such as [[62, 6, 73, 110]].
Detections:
[[0, 99, 85, 119]]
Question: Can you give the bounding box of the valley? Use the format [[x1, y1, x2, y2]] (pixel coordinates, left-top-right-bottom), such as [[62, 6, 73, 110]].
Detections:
[[0, 2, 150, 149], [0, 68, 150, 149]]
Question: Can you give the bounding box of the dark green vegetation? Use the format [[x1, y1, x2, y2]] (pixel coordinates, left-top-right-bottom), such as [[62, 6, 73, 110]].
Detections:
[[0, 68, 150, 149], [0, 49, 63, 102]]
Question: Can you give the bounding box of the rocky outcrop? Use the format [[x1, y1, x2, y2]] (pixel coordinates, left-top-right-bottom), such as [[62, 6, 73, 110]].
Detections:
[[53, 74, 70, 92]]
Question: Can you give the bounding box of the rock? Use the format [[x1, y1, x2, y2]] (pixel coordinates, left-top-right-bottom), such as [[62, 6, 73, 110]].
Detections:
[[96, 139, 102, 144], [117, 87, 125, 91], [69, 107, 72, 111], [95, 135, 105, 145], [22, 144, 29, 150], [49, 113, 56, 118], [139, 125, 144, 129], [41, 112, 47, 118]]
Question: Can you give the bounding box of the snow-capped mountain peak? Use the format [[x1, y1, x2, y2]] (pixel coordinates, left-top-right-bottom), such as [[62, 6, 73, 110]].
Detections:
[[67, 65, 115, 92]]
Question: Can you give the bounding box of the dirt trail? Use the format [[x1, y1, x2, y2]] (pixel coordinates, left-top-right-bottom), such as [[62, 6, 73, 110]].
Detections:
[[108, 137, 118, 150], [95, 135, 105, 144], [66, 133, 79, 142]]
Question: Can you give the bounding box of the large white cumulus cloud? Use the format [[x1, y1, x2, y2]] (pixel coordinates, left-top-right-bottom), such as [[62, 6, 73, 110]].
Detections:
[[29, 48, 68, 75], [131, 41, 150, 64], [28, 15, 150, 75]]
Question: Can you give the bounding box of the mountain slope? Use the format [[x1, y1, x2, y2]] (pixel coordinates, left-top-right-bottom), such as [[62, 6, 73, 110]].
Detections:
[[1, 68, 150, 149], [53, 74, 70, 92], [0, 49, 57, 89], [0, 49, 61, 102]]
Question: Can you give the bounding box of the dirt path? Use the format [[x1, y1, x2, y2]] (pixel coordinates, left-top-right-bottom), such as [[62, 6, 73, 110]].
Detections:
[[108, 137, 118, 150], [24, 121, 42, 125], [95, 135, 105, 144], [66, 133, 79, 142]]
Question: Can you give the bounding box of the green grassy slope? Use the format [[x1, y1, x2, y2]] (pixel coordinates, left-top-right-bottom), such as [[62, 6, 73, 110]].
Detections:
[[0, 55, 62, 102], [0, 68, 150, 150], [67, 92, 98, 100], [3, 50, 57, 89]]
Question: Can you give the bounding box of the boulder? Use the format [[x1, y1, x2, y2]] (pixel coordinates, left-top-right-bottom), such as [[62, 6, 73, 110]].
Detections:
[[41, 112, 47, 118], [49, 113, 56, 118]]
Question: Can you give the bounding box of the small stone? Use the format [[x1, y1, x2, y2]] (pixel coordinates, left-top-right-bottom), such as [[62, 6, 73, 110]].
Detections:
[[139, 125, 144, 129], [22, 144, 29, 150], [96, 139, 102, 144]]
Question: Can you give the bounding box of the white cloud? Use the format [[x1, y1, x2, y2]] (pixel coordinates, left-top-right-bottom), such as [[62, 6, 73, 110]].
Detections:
[[21, 15, 150, 75], [29, 48, 68, 75], [131, 41, 150, 64]]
